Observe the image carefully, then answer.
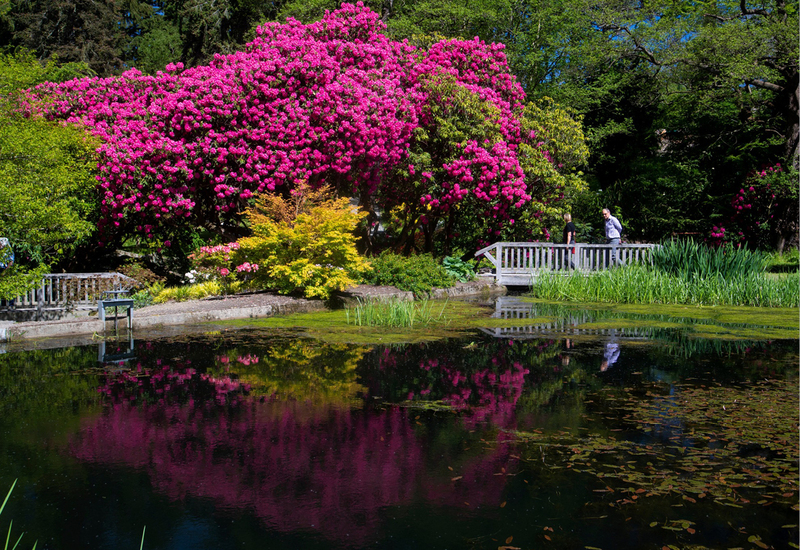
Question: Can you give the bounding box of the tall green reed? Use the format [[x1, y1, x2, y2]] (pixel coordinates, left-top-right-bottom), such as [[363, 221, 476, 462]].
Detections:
[[345, 298, 450, 328], [651, 239, 767, 279], [2, 480, 36, 550], [531, 266, 798, 307]]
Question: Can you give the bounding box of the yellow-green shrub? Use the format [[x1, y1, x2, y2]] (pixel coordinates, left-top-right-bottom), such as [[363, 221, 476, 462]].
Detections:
[[235, 190, 369, 299]]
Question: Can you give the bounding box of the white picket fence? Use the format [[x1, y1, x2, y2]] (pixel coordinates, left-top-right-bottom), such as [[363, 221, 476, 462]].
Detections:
[[475, 242, 659, 285]]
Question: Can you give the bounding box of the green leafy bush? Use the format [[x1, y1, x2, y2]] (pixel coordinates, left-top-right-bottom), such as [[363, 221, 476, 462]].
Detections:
[[442, 256, 475, 282], [362, 252, 455, 296]]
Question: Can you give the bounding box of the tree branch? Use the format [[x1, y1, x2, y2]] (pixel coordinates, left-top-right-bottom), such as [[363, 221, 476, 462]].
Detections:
[[746, 79, 785, 93]]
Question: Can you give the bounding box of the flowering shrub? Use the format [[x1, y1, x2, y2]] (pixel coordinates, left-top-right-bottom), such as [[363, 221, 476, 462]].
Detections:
[[25, 3, 577, 252], [187, 242, 240, 281], [710, 164, 799, 250]]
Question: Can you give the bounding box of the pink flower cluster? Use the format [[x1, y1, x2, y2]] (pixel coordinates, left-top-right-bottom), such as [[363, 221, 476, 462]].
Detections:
[[236, 262, 259, 273], [709, 164, 785, 247], [26, 3, 548, 245]]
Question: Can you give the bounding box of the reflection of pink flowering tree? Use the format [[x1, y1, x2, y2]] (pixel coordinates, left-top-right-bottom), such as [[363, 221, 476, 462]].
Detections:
[[72, 381, 515, 545], [99, 360, 251, 406], [368, 339, 556, 430], [26, 3, 566, 252]]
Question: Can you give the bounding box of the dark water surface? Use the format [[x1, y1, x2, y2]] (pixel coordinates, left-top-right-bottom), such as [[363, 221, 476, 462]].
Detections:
[[0, 300, 797, 549]]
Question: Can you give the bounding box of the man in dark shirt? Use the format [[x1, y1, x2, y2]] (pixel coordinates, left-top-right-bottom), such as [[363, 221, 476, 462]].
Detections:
[[562, 214, 576, 269]]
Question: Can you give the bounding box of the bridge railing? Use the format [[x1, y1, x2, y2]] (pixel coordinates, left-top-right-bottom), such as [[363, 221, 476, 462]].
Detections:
[[0, 272, 138, 320], [475, 242, 659, 285]]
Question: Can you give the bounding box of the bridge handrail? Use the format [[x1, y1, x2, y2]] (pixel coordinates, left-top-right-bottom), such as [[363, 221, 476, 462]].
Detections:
[[474, 242, 660, 284]]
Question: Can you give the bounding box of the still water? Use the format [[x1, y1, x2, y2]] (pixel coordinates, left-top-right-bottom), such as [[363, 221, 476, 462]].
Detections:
[[0, 299, 797, 549]]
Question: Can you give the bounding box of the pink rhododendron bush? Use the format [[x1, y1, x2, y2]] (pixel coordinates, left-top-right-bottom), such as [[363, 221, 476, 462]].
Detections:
[[26, 2, 583, 253]]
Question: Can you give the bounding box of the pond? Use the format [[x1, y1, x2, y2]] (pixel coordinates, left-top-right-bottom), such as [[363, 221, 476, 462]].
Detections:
[[0, 298, 797, 550]]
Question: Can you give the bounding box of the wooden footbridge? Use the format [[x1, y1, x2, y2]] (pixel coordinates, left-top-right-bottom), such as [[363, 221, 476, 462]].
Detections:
[[475, 242, 658, 286]]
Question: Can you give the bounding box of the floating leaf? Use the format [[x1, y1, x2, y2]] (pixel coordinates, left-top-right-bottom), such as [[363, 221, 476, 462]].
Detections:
[[505, 536, 513, 544]]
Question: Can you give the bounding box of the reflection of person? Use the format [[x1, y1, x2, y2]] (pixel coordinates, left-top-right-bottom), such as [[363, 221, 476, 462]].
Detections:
[[562, 214, 577, 269], [0, 238, 13, 269], [560, 338, 572, 367], [602, 208, 622, 266], [600, 340, 620, 372]]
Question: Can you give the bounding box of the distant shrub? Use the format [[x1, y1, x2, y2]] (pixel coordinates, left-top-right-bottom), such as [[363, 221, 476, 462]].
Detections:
[[363, 252, 455, 296], [118, 260, 165, 289]]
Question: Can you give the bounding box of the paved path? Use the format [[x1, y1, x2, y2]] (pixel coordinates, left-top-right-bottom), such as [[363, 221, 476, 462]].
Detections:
[[0, 280, 504, 346]]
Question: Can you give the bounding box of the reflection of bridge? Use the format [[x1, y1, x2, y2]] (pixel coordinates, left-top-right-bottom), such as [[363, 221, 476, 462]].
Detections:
[[479, 296, 650, 339], [475, 242, 658, 286]]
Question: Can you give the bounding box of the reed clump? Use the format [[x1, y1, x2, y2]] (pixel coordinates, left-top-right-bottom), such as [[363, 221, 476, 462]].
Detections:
[[531, 240, 798, 307], [345, 298, 450, 328]]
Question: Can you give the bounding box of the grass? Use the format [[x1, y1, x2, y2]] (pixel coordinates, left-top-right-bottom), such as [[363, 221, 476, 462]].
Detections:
[[651, 239, 768, 279], [2, 480, 36, 550], [531, 264, 798, 308], [345, 298, 450, 328]]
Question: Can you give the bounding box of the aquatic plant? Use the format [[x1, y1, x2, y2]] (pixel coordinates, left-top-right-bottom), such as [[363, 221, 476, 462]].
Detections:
[[530, 265, 798, 307], [345, 298, 450, 328], [1, 480, 36, 550], [651, 238, 767, 279]]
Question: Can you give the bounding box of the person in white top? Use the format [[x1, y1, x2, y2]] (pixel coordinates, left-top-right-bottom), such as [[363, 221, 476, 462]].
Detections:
[[602, 208, 622, 266]]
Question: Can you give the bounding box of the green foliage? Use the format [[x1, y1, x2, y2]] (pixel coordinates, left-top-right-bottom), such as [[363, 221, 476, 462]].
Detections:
[[0, 50, 99, 299], [510, 98, 589, 240], [651, 239, 768, 280], [515, 0, 798, 245], [441, 256, 475, 282], [130, 288, 154, 309], [151, 280, 237, 303], [0, 0, 128, 75], [0, 49, 92, 93], [127, 15, 181, 74], [0, 264, 48, 301], [345, 298, 450, 328], [766, 249, 800, 273], [530, 265, 798, 308], [117, 260, 166, 289], [362, 252, 455, 296], [235, 189, 369, 300]]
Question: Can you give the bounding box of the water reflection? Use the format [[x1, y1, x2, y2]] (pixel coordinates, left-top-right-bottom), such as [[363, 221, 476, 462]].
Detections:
[[0, 304, 796, 550]]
